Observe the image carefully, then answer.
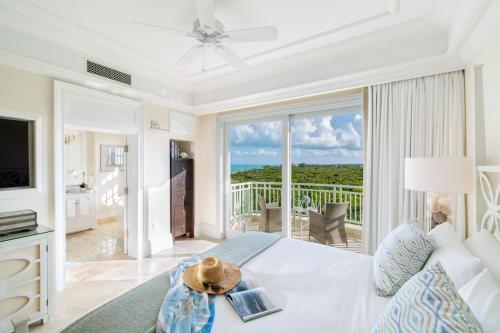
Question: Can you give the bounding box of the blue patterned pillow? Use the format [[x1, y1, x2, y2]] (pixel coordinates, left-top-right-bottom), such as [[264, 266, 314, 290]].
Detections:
[[372, 262, 483, 333], [374, 223, 434, 296]]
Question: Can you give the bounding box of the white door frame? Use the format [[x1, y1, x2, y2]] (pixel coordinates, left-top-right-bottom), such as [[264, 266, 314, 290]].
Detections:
[[220, 115, 290, 239], [54, 81, 144, 291]]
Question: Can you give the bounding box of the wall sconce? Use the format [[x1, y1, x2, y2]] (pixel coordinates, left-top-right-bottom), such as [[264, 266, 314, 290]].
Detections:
[[64, 130, 78, 145]]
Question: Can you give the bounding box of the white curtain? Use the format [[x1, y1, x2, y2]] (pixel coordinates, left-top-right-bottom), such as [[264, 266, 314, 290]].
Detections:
[[362, 71, 466, 255]]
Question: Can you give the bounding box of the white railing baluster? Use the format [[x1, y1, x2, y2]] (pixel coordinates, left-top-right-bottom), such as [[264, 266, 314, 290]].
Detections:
[[230, 181, 363, 225]]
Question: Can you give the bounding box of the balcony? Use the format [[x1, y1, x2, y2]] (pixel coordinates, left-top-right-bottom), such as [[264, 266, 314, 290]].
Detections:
[[230, 182, 363, 252]]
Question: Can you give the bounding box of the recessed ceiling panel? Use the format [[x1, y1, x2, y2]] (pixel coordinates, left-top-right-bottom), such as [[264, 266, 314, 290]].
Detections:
[[27, 0, 393, 75]]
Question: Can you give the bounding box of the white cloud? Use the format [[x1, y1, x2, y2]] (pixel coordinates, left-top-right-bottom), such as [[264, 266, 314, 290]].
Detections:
[[291, 116, 362, 150], [230, 114, 363, 164], [231, 121, 282, 147]]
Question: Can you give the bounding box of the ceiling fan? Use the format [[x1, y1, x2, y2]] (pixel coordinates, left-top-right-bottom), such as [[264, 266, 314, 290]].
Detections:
[[131, 0, 278, 70]]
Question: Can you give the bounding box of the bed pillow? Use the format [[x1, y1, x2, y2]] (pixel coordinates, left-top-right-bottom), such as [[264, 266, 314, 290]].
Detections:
[[424, 222, 483, 288], [459, 268, 500, 333], [465, 230, 500, 285], [373, 223, 434, 296], [372, 262, 483, 333]]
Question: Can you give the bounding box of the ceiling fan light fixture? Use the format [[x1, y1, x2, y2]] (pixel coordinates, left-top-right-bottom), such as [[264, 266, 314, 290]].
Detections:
[[131, 0, 278, 71]]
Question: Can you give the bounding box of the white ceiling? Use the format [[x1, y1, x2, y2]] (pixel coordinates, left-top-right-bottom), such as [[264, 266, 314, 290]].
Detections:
[[0, 0, 497, 113]]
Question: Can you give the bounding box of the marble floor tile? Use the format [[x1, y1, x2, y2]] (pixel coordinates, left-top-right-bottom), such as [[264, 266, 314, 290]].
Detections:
[[66, 221, 130, 262]]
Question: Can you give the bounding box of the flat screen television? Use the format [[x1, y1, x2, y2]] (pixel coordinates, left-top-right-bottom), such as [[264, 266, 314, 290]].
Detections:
[[0, 117, 34, 189]]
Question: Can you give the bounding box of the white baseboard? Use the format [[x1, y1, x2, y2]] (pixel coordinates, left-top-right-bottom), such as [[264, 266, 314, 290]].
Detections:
[[199, 223, 223, 240], [149, 232, 174, 255]]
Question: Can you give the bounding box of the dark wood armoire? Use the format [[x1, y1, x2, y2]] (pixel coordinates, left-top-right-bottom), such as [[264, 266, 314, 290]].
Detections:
[[170, 158, 194, 239]]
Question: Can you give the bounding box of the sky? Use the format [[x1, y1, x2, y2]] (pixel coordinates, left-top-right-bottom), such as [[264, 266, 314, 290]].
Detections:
[[230, 112, 363, 165]]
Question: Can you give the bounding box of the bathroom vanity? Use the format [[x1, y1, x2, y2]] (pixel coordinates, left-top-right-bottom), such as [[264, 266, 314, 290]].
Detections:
[[65, 188, 96, 234]]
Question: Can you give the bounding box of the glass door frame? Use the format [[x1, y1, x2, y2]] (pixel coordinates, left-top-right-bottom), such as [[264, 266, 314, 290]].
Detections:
[[217, 91, 363, 240], [222, 115, 291, 238]]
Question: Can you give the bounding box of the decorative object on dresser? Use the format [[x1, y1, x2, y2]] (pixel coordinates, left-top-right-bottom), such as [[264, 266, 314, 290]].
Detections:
[[0, 210, 37, 235], [170, 158, 194, 239], [404, 157, 473, 229], [0, 226, 54, 333]]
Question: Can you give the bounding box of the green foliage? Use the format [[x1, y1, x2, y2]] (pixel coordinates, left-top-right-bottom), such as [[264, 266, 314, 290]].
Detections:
[[231, 164, 363, 186]]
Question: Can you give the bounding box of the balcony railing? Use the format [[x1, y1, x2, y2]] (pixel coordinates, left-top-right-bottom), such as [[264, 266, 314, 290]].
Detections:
[[230, 181, 363, 225]]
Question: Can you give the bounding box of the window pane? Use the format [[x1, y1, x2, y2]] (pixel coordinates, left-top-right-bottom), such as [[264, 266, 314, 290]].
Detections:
[[229, 121, 283, 235], [290, 112, 364, 251]]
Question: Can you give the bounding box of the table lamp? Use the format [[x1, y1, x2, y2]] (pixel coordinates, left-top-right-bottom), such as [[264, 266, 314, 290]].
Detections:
[[404, 157, 473, 229]]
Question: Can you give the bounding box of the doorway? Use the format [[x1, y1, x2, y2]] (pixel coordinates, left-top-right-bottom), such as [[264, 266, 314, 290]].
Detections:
[[64, 129, 130, 262], [54, 81, 144, 291]]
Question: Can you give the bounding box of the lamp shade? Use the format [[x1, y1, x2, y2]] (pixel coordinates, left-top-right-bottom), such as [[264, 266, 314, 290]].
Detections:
[[404, 157, 473, 193]]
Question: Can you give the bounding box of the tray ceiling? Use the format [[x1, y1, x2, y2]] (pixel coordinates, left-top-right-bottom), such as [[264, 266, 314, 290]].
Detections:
[[0, 0, 495, 113]]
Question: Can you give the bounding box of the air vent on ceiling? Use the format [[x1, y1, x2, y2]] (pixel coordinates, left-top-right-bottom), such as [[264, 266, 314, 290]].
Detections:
[[86, 60, 132, 85]]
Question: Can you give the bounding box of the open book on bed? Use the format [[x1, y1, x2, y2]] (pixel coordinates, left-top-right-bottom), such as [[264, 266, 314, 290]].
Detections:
[[225, 279, 281, 322]]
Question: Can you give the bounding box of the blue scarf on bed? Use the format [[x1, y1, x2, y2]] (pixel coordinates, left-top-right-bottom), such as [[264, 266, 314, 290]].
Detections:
[[156, 257, 215, 333]]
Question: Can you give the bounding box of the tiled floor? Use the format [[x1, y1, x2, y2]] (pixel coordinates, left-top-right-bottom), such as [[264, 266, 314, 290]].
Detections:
[[31, 238, 219, 333], [66, 221, 130, 262], [246, 215, 363, 253]]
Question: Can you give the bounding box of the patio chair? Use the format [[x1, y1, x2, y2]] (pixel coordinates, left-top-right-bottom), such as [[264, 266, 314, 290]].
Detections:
[[258, 196, 282, 233], [309, 202, 349, 246]]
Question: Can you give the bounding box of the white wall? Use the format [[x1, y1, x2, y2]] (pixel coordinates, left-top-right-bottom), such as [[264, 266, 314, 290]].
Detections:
[[0, 65, 53, 227], [143, 103, 173, 255], [194, 114, 219, 238], [87, 132, 127, 222], [470, 22, 500, 165], [64, 130, 87, 186]]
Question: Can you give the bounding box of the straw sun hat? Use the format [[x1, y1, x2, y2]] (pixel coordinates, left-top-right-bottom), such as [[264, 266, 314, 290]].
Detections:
[[183, 256, 241, 294]]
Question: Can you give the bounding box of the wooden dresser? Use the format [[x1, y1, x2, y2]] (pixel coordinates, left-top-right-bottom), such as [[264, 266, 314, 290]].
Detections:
[[170, 158, 194, 239], [0, 226, 53, 333]]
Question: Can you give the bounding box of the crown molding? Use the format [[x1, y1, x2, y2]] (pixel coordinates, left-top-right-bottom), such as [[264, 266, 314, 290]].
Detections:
[[194, 54, 465, 115], [0, 2, 191, 86], [0, 48, 466, 117], [0, 50, 196, 114], [459, 0, 500, 61]]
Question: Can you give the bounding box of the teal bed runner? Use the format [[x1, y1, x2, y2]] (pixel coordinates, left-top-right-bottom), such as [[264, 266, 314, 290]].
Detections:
[[62, 232, 282, 333]]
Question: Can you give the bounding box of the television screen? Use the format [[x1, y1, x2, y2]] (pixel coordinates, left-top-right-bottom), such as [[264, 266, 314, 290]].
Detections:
[[0, 117, 33, 189]]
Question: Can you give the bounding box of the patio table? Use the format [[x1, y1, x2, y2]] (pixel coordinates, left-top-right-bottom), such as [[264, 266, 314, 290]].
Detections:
[[292, 207, 317, 237]]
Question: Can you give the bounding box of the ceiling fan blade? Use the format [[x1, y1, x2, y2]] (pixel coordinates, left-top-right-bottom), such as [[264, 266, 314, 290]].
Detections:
[[177, 44, 203, 66], [131, 21, 192, 37], [214, 44, 247, 69], [224, 26, 278, 43], [194, 0, 215, 29]]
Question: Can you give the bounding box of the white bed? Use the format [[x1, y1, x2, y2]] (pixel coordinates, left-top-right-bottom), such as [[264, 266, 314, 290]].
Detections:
[[212, 238, 391, 333], [211, 165, 500, 333]]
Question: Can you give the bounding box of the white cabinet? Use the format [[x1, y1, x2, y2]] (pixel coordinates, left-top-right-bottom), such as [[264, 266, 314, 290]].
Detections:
[[0, 227, 53, 333], [169, 111, 196, 141], [66, 192, 96, 234]]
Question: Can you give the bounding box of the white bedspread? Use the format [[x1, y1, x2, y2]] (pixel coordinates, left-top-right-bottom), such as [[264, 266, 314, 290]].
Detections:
[[212, 237, 390, 333]]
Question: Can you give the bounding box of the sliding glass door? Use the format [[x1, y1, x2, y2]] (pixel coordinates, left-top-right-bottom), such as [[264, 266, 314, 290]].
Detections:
[[289, 112, 364, 245], [223, 93, 364, 246], [227, 120, 284, 236]]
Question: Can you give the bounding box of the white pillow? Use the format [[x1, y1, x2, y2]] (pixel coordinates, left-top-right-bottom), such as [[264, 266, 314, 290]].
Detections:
[[465, 230, 500, 285], [424, 222, 483, 288], [459, 268, 500, 333]]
